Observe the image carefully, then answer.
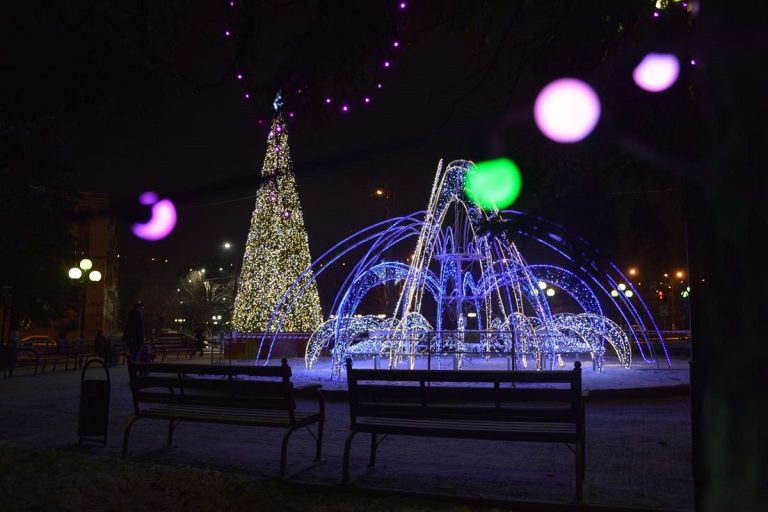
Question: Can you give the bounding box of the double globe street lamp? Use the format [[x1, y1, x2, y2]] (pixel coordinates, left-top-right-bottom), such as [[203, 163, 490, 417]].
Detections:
[[68, 258, 102, 340]]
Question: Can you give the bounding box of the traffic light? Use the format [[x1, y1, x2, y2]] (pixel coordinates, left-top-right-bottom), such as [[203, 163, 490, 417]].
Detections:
[[658, 291, 664, 301]]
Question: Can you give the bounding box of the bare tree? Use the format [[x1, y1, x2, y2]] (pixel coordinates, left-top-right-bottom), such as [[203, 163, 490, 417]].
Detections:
[[177, 270, 234, 337]]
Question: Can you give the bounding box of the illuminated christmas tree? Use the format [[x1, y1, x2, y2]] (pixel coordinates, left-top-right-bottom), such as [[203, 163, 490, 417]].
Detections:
[[232, 96, 323, 332]]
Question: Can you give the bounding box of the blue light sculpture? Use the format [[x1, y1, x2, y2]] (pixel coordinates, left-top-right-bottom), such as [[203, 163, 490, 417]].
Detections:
[[258, 160, 669, 374]]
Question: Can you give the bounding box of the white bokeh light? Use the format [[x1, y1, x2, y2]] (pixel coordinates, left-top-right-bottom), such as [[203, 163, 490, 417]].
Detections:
[[633, 53, 680, 92], [534, 78, 601, 143]]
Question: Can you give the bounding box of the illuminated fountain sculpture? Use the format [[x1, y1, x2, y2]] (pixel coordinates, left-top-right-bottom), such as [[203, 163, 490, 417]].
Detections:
[[258, 160, 669, 374]]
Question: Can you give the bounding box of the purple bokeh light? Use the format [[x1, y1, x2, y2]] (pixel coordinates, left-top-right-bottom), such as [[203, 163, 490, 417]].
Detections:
[[376, 83, 383, 89], [399, 2, 407, 9], [393, 40, 400, 48], [138, 191, 159, 205], [225, 30, 231, 37], [236, 73, 242, 80], [364, 97, 371, 104], [132, 198, 177, 241], [533, 78, 601, 144], [633, 53, 680, 92], [341, 105, 349, 112], [383, 60, 391, 68], [325, 97, 332, 104]]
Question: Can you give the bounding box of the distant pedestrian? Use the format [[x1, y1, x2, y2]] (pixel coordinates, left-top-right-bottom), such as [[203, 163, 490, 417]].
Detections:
[[193, 326, 205, 357], [123, 302, 145, 362]]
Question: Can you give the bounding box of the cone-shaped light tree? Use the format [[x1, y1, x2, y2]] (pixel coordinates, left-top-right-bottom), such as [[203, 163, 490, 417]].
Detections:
[[232, 96, 323, 332]]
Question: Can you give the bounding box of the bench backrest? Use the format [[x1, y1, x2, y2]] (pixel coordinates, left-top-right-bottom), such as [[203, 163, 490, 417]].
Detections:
[[128, 358, 297, 419], [346, 358, 583, 424]]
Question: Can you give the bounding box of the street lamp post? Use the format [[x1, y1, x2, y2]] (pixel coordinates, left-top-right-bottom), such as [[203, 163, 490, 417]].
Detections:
[[68, 258, 102, 340]]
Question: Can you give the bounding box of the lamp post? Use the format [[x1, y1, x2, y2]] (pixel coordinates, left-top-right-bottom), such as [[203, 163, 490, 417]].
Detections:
[[68, 258, 102, 340]]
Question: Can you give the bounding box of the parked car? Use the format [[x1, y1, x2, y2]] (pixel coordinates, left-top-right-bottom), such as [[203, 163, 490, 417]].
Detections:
[[20, 335, 57, 348]]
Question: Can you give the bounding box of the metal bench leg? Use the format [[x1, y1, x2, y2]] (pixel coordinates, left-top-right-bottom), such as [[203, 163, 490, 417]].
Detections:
[[342, 430, 359, 483], [368, 433, 378, 467], [167, 420, 176, 446], [121, 417, 141, 458], [314, 419, 324, 462], [280, 426, 300, 479], [576, 440, 585, 501]]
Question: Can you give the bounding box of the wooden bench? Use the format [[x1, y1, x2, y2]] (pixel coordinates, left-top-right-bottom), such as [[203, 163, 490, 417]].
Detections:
[[343, 358, 585, 501], [9, 346, 77, 375], [122, 359, 325, 478], [59, 340, 100, 369], [150, 337, 198, 361]]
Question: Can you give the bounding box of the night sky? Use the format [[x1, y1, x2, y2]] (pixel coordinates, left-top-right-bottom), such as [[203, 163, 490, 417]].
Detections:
[[7, 1, 695, 300]]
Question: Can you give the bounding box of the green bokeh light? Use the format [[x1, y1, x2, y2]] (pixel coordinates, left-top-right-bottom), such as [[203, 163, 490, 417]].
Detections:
[[465, 158, 523, 210]]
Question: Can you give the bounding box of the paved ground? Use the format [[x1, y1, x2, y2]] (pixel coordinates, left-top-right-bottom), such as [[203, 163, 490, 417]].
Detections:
[[0, 357, 693, 511]]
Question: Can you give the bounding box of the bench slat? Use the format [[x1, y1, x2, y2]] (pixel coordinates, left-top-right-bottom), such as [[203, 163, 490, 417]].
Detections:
[[357, 416, 578, 432], [143, 404, 319, 426], [350, 368, 579, 384], [352, 384, 578, 404], [135, 391, 293, 410], [354, 416, 578, 442], [132, 376, 290, 394], [130, 362, 291, 377], [352, 403, 578, 421]]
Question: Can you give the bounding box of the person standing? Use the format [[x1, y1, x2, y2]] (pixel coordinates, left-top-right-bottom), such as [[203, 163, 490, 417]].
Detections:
[[123, 302, 144, 362], [193, 326, 205, 357]]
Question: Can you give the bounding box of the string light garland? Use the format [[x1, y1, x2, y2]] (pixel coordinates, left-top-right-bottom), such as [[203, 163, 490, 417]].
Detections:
[[231, 97, 323, 333], [223, 1, 410, 122]]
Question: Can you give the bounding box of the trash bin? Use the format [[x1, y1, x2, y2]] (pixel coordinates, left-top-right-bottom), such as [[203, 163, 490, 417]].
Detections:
[[77, 358, 111, 445]]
